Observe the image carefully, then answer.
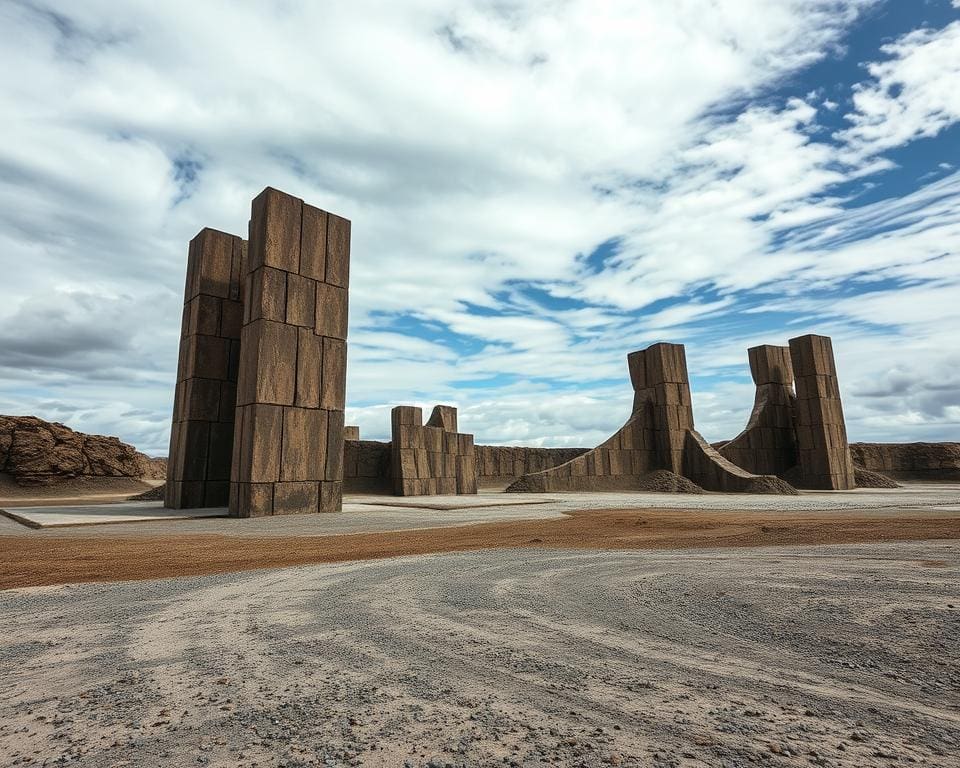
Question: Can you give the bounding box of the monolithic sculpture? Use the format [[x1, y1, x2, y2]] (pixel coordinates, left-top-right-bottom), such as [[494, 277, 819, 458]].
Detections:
[[166, 187, 351, 516], [508, 343, 792, 493]]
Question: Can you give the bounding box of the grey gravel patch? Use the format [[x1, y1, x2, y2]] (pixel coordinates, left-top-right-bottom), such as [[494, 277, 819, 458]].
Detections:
[[2, 542, 960, 767]]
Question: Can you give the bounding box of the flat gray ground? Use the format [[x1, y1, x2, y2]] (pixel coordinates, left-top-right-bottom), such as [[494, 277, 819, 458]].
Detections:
[[1, 483, 958, 537], [2, 541, 959, 767]]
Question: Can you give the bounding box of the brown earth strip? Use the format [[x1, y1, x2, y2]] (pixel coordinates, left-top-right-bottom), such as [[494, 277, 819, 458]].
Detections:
[[2, 508, 960, 590]]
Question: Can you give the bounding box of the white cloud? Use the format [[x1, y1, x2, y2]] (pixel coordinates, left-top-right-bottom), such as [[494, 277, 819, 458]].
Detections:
[[837, 20, 960, 157], [0, 0, 958, 453]]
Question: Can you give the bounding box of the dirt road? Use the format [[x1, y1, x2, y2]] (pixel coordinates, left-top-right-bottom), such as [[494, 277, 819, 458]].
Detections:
[[2, 541, 959, 767]]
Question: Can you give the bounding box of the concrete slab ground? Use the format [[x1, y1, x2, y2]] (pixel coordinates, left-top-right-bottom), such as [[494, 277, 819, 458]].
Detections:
[[0, 483, 957, 537], [0, 502, 226, 529]]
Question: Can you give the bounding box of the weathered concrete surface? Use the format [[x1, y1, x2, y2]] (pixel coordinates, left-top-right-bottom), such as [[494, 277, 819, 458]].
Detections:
[[391, 405, 477, 496], [510, 343, 788, 493], [2, 541, 958, 766], [230, 187, 350, 517], [790, 334, 856, 490], [719, 344, 798, 476], [3, 483, 957, 540], [0, 502, 225, 528], [343, 441, 589, 492], [166, 228, 245, 509]]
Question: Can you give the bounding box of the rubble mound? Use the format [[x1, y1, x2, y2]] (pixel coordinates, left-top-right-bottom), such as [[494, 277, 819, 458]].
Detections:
[[854, 466, 900, 489], [744, 475, 800, 495], [0, 415, 162, 486], [129, 483, 166, 501], [636, 470, 705, 494], [505, 474, 540, 493]]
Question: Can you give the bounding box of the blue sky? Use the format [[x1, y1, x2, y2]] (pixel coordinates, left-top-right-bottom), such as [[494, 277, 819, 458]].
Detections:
[[0, 0, 958, 454]]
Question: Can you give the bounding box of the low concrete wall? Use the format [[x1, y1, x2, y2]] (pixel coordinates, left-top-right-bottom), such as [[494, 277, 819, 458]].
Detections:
[[342, 441, 589, 492], [343, 440, 391, 493], [343, 440, 960, 492], [849, 442, 960, 481], [474, 445, 590, 488]]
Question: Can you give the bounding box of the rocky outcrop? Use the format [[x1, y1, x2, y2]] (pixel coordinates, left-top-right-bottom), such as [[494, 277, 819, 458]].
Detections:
[[137, 455, 168, 480], [849, 443, 960, 481], [0, 415, 163, 486]]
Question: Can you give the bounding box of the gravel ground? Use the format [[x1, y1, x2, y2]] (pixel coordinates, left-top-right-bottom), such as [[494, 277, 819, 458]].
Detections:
[[2, 541, 959, 767]]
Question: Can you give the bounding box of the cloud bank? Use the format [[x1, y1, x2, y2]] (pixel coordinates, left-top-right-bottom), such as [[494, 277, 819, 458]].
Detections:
[[0, 0, 957, 453]]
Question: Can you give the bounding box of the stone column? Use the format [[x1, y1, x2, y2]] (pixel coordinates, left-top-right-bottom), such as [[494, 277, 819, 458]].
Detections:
[[788, 334, 855, 490], [229, 187, 350, 516], [165, 228, 245, 508], [628, 343, 693, 474]]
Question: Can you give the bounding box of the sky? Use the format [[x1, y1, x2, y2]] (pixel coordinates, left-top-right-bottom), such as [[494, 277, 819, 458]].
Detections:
[[0, 0, 958, 455]]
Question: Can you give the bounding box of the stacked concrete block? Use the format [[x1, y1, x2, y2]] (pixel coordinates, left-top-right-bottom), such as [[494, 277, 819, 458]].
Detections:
[[789, 334, 855, 490], [391, 405, 477, 496], [509, 342, 790, 494], [166, 228, 246, 508], [629, 343, 694, 475], [229, 187, 351, 516], [719, 345, 798, 476]]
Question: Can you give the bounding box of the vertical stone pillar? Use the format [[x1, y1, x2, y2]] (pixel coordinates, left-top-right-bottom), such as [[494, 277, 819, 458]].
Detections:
[[391, 406, 423, 496], [629, 343, 693, 474], [230, 187, 350, 516], [788, 334, 855, 490], [166, 228, 245, 509]]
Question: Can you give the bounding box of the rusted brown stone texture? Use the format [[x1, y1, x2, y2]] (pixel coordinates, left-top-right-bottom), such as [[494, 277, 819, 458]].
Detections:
[[391, 405, 477, 496], [166, 228, 246, 508], [227, 187, 351, 517], [717, 334, 856, 489], [718, 345, 798, 477], [789, 334, 855, 490], [509, 343, 789, 493]]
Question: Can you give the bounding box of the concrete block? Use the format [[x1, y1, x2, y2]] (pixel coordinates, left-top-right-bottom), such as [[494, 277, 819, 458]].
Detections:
[[315, 282, 348, 340], [249, 187, 301, 273], [286, 273, 316, 328], [273, 482, 319, 516], [326, 213, 351, 288], [319, 337, 346, 410], [244, 266, 287, 324], [325, 409, 345, 481], [280, 407, 327, 482], [239, 404, 283, 483], [300, 204, 327, 282], [295, 327, 323, 409]]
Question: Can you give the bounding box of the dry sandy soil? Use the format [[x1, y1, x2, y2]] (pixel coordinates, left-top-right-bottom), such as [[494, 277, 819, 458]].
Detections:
[[3, 507, 960, 590], [2, 489, 960, 767], [0, 474, 160, 508], [2, 541, 959, 767]]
